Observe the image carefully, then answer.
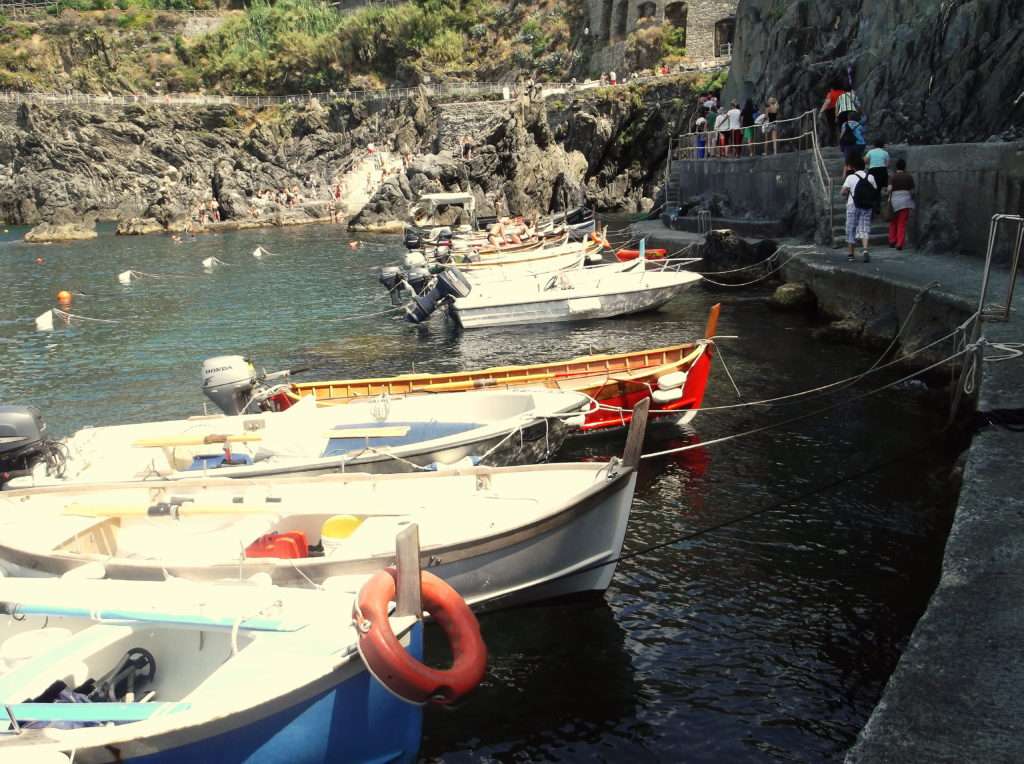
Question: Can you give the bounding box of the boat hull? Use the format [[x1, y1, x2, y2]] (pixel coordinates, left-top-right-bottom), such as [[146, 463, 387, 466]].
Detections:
[[0, 464, 638, 608], [452, 280, 696, 329], [1, 626, 424, 764]]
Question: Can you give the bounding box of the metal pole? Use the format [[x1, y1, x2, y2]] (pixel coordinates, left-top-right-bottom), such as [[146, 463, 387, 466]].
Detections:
[[393, 523, 422, 618]]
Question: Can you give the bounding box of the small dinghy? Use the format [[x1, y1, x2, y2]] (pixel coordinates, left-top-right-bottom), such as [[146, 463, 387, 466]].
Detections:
[[0, 551, 484, 763], [0, 404, 650, 607], [3, 389, 587, 489]]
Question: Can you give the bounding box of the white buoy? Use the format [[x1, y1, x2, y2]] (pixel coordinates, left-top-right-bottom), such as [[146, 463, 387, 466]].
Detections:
[[118, 269, 134, 285], [202, 256, 217, 271], [252, 246, 266, 259], [35, 309, 54, 331]]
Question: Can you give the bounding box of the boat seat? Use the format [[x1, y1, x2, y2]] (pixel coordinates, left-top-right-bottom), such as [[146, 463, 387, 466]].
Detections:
[[5, 701, 191, 724], [0, 625, 133, 702]]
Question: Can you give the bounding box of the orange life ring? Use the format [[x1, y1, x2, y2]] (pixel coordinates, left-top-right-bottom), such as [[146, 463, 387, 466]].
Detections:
[[354, 567, 486, 705]]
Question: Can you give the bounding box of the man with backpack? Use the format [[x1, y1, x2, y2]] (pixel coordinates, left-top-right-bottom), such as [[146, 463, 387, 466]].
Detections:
[[841, 154, 879, 262]]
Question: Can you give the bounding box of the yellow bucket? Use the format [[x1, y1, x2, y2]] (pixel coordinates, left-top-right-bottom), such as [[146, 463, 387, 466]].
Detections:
[[321, 515, 363, 555]]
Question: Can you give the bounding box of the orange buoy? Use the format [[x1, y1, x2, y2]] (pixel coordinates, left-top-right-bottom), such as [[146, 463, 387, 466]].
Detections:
[[56, 290, 72, 304], [354, 567, 486, 705], [348, 241, 359, 250], [35, 257, 44, 265]]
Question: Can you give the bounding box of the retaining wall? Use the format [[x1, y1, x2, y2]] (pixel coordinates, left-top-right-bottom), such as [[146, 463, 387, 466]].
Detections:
[[673, 141, 1024, 259]]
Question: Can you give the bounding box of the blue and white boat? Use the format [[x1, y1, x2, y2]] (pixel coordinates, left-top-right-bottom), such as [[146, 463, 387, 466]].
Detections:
[[0, 577, 435, 763]]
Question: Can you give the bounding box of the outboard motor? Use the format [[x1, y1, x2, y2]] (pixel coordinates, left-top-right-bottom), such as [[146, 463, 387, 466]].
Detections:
[[0, 405, 49, 484], [201, 355, 256, 416], [379, 266, 406, 305], [403, 227, 421, 250], [404, 267, 473, 324], [406, 266, 433, 296]]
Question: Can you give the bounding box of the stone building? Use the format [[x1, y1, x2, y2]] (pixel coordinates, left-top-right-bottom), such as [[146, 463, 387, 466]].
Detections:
[[583, 0, 737, 61]]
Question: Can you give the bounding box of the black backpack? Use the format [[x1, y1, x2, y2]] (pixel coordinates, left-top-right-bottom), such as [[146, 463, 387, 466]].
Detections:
[[852, 172, 878, 210]]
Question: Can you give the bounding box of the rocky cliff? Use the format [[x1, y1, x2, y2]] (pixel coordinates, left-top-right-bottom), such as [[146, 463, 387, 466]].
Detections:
[[725, 0, 1024, 143], [0, 76, 705, 231], [351, 77, 704, 229], [0, 94, 435, 228]]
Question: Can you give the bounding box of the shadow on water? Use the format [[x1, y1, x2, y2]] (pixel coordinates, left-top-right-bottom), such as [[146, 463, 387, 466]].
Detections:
[[1, 226, 966, 761]]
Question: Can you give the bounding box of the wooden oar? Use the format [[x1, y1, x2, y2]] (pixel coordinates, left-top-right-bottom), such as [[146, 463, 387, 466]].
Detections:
[[63, 501, 283, 518], [131, 433, 262, 448]]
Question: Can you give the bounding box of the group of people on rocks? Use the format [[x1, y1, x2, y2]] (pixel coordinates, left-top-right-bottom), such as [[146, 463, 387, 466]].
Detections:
[[692, 93, 781, 158], [822, 83, 916, 260]]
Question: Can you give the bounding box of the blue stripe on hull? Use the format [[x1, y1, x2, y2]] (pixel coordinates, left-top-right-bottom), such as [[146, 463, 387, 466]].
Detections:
[[132, 625, 423, 764]]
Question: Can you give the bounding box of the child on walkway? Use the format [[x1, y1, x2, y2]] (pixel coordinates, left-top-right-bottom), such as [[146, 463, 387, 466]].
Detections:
[[841, 154, 878, 263]]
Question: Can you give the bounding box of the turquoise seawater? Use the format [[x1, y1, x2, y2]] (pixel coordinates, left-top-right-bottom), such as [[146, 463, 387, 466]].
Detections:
[[1, 222, 960, 761]]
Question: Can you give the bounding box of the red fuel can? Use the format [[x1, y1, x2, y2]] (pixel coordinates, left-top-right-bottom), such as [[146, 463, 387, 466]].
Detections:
[[245, 531, 309, 559]]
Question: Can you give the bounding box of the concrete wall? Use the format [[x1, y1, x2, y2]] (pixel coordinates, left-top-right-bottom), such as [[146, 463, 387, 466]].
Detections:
[[673, 142, 1024, 259], [674, 150, 813, 224]]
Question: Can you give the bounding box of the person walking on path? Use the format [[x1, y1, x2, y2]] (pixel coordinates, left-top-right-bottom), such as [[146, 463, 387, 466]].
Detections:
[[865, 140, 890, 194], [695, 109, 709, 159], [839, 113, 867, 167], [841, 154, 879, 263], [714, 107, 730, 158], [726, 100, 742, 157], [820, 83, 846, 146], [740, 99, 756, 156], [888, 158, 915, 250], [764, 96, 780, 154]]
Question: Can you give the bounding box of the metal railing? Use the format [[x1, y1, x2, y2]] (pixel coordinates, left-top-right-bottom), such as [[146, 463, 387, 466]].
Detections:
[[664, 110, 835, 243], [978, 214, 1023, 322], [669, 109, 816, 160]]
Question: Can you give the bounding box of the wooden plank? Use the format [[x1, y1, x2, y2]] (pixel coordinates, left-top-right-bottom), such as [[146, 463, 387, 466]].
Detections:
[[622, 399, 650, 469], [704, 303, 721, 339], [63, 502, 282, 518], [325, 426, 410, 439], [132, 433, 262, 448], [394, 523, 422, 618]]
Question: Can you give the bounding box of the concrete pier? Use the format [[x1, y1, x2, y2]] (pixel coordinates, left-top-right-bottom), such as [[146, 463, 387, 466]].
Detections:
[[632, 220, 1024, 761]]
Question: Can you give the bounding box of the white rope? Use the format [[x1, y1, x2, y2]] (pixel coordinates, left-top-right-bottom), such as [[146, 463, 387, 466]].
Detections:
[[52, 308, 121, 324], [332, 305, 406, 322], [640, 344, 975, 460], [982, 340, 1024, 362]]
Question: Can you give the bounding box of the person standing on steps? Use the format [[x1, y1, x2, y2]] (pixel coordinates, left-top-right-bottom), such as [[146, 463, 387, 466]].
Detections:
[[841, 154, 879, 263], [819, 82, 846, 146], [694, 108, 708, 159], [838, 112, 867, 168], [887, 158, 915, 251], [865, 139, 890, 198], [714, 107, 730, 158]]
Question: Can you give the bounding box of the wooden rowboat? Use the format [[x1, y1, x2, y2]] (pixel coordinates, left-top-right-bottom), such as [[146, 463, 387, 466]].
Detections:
[[292, 305, 720, 433]]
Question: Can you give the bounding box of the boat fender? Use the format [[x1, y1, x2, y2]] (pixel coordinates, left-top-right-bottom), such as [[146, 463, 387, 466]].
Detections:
[[590, 231, 610, 249], [354, 567, 486, 705], [564, 414, 586, 428], [652, 387, 683, 404], [657, 371, 688, 391]]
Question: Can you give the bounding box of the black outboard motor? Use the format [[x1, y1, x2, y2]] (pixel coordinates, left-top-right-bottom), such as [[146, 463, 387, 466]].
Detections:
[[0, 405, 48, 484], [406, 266, 432, 296], [379, 266, 406, 305], [404, 268, 473, 324], [403, 227, 422, 250]]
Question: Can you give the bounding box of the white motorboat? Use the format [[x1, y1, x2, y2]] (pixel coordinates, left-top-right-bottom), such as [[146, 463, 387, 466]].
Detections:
[[0, 402, 650, 607], [2, 389, 588, 489], [0, 569, 475, 762], [403, 259, 703, 328]]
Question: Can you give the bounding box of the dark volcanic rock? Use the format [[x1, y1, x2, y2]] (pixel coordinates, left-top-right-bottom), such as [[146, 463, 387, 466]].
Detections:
[[726, 0, 1024, 144]]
